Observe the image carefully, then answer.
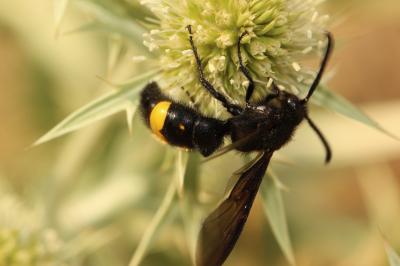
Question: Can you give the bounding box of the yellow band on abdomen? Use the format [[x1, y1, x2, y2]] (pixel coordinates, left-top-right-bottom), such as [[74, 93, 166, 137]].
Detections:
[[149, 101, 171, 141]]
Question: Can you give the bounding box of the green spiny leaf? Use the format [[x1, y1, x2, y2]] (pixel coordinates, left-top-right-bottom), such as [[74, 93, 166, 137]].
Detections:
[[128, 181, 177, 266], [107, 35, 125, 74], [313, 86, 397, 139], [175, 150, 189, 198], [385, 241, 400, 266], [34, 70, 158, 146], [261, 173, 295, 266], [178, 153, 201, 264], [54, 0, 69, 36], [63, 227, 119, 259], [126, 102, 138, 134], [62, 21, 101, 36], [74, 0, 150, 54], [58, 173, 147, 232]]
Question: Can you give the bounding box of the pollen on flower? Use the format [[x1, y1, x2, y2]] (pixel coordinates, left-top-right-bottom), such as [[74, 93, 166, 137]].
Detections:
[[307, 30, 313, 39], [292, 62, 301, 72], [297, 75, 305, 83], [216, 32, 235, 48], [150, 29, 160, 35], [132, 56, 147, 62], [302, 46, 313, 54], [250, 40, 267, 56], [311, 11, 319, 22], [141, 0, 328, 116], [143, 40, 159, 52], [215, 11, 232, 27], [208, 56, 226, 73], [216, 56, 227, 71], [181, 49, 193, 56], [267, 78, 273, 88]]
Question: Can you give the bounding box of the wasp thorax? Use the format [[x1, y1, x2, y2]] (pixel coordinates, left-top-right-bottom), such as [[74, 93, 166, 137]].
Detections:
[[228, 91, 306, 153]]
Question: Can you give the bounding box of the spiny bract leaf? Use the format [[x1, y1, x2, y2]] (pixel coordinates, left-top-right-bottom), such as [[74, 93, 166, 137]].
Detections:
[[59, 174, 146, 232], [63, 21, 101, 36], [178, 153, 201, 264], [54, 0, 69, 36], [126, 103, 139, 134], [64, 227, 119, 259], [74, 0, 149, 53], [175, 150, 189, 198], [34, 70, 158, 146], [313, 86, 396, 138], [128, 181, 177, 266], [385, 241, 400, 266], [261, 173, 295, 266]]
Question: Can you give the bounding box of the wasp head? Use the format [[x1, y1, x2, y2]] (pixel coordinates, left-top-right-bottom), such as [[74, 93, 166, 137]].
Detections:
[[269, 90, 306, 124]]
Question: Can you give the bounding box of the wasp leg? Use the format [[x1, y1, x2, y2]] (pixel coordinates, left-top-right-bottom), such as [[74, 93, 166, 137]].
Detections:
[[180, 86, 201, 110], [187, 25, 242, 116], [237, 31, 255, 104], [263, 82, 281, 102]]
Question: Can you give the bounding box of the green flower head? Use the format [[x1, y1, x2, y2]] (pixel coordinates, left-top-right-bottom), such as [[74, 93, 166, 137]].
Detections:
[[142, 0, 329, 116]]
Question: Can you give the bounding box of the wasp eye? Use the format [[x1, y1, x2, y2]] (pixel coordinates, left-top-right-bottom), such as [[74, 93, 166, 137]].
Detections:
[[287, 97, 299, 109]]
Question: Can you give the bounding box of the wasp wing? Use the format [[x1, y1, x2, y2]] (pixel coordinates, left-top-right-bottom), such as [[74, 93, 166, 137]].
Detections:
[[202, 130, 260, 163], [196, 152, 273, 266]]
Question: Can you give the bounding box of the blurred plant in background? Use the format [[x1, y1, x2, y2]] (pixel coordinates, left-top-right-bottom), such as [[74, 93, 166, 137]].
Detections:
[[0, 0, 400, 266], [0, 180, 65, 266]]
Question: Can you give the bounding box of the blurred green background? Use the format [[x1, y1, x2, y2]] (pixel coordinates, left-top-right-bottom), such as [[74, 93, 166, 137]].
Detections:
[[0, 0, 400, 266]]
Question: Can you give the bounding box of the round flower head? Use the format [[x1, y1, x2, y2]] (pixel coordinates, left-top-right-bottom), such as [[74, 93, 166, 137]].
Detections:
[[142, 0, 328, 116]]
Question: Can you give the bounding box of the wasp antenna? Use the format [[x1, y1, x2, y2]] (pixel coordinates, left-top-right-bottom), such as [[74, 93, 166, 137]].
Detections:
[[186, 24, 193, 34], [304, 32, 334, 103], [305, 116, 332, 164]]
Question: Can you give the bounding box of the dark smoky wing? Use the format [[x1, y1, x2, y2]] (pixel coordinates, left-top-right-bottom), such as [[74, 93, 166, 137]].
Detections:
[[196, 152, 273, 266], [202, 130, 260, 163]]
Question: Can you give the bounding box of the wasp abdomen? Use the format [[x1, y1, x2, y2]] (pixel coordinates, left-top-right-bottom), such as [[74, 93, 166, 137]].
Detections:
[[158, 102, 197, 148], [140, 82, 226, 156]]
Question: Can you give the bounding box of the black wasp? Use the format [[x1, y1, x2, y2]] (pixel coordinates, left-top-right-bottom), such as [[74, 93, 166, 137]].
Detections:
[[140, 25, 333, 266]]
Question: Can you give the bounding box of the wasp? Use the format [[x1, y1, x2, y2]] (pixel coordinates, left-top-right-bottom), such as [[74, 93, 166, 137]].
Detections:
[[140, 25, 333, 266]]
